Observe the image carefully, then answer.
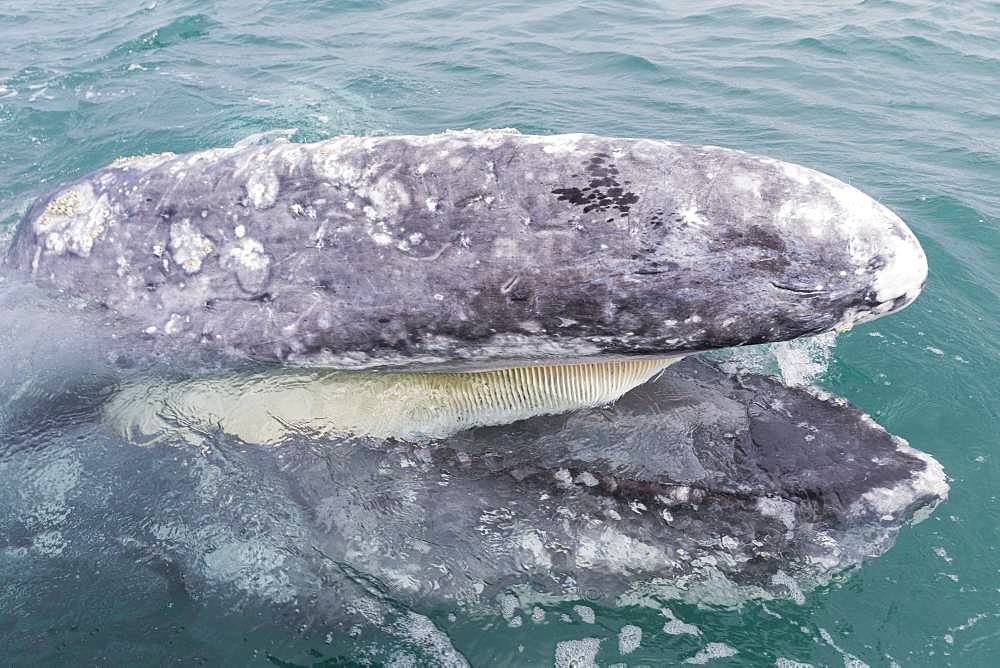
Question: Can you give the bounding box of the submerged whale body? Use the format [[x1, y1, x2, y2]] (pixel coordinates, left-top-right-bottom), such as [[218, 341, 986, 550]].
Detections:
[[0, 335, 946, 661], [4, 129, 926, 368]]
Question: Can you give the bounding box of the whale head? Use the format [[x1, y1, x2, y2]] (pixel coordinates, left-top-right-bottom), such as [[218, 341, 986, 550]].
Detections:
[[3, 131, 928, 370]]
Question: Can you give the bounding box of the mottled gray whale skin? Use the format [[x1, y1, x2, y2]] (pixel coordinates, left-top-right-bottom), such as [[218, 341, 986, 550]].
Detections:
[[0, 280, 946, 660], [4, 130, 927, 369], [287, 357, 946, 610], [0, 352, 946, 648]]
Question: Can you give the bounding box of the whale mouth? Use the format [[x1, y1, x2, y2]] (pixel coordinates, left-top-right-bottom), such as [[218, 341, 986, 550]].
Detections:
[[105, 357, 683, 445]]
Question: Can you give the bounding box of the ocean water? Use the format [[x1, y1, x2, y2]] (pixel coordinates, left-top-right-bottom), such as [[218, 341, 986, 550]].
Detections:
[[1, 1, 998, 666]]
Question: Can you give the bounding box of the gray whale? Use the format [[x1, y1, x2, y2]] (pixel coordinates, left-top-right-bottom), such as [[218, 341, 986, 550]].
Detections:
[[0, 331, 945, 662], [0, 278, 945, 663], [0, 131, 939, 662], [4, 130, 927, 369]]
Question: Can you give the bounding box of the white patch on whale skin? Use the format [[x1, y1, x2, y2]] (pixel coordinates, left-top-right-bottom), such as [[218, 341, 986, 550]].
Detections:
[[823, 175, 928, 307], [245, 168, 280, 209], [34, 184, 112, 258], [870, 219, 928, 305], [314, 137, 416, 249], [168, 218, 215, 274], [496, 132, 587, 156], [679, 200, 708, 227], [732, 173, 762, 198], [446, 127, 521, 149], [768, 157, 927, 317], [850, 427, 949, 524], [163, 313, 186, 335], [225, 237, 269, 271]]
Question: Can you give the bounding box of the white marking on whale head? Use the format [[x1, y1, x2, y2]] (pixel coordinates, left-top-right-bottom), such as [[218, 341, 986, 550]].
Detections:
[[867, 202, 928, 305], [169, 219, 215, 274], [771, 158, 928, 324], [245, 169, 279, 209], [34, 185, 112, 258], [679, 201, 708, 227], [732, 173, 762, 199], [226, 237, 269, 272]]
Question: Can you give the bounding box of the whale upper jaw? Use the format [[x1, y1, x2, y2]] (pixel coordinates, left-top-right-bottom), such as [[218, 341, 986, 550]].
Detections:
[[4, 130, 929, 369], [821, 175, 929, 332]]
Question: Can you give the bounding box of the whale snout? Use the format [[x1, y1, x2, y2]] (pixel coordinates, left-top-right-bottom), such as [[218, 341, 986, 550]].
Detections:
[[3, 131, 932, 367], [870, 208, 928, 312], [755, 159, 928, 334], [834, 193, 928, 330]]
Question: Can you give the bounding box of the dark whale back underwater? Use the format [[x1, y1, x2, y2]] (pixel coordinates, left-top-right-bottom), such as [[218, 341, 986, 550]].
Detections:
[[4, 130, 927, 369]]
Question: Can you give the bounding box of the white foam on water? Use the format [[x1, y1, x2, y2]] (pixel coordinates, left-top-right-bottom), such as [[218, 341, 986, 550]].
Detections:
[[775, 659, 814, 668], [24, 456, 81, 530], [773, 331, 838, 386], [554, 638, 601, 668], [771, 570, 806, 605], [618, 625, 642, 655], [201, 541, 296, 604], [499, 592, 519, 619], [684, 642, 738, 664], [620, 567, 775, 609], [818, 627, 869, 668], [662, 608, 701, 636], [391, 611, 469, 668], [717, 331, 838, 387], [386, 652, 416, 668], [573, 604, 595, 624]]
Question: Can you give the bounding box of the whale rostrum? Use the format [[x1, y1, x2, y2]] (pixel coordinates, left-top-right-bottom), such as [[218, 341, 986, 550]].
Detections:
[[5, 129, 927, 371]]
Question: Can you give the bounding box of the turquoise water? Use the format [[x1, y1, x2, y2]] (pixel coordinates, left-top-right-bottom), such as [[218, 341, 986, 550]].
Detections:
[[1, 1, 999, 665]]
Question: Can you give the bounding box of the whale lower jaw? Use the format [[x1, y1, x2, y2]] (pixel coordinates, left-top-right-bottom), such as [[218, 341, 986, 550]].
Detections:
[[105, 357, 680, 445]]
